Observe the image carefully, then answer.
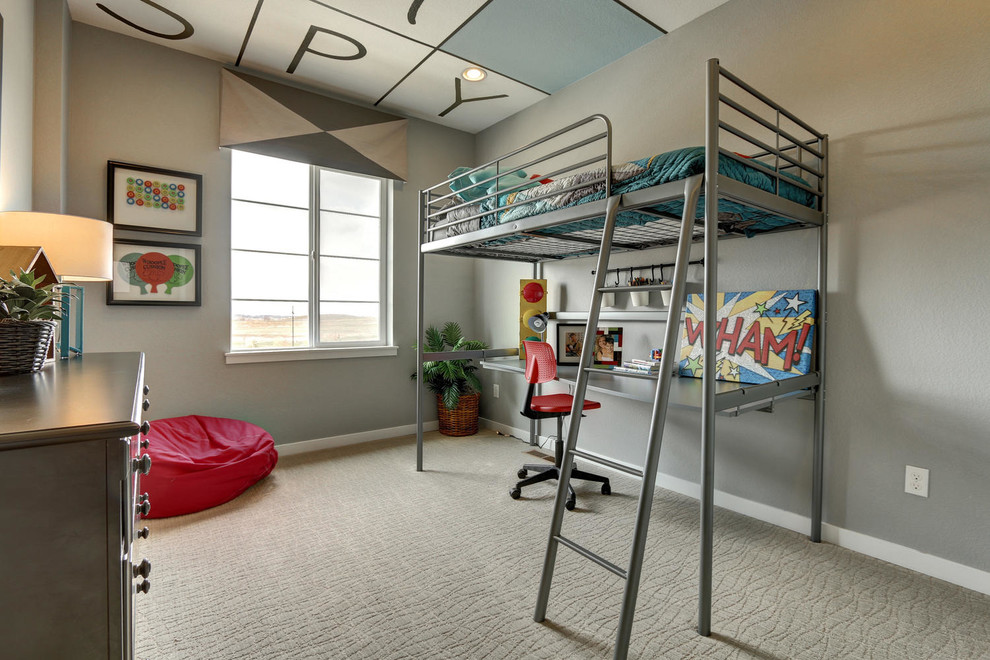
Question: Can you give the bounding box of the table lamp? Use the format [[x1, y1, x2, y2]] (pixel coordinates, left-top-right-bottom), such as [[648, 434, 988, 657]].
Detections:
[[0, 211, 113, 356]]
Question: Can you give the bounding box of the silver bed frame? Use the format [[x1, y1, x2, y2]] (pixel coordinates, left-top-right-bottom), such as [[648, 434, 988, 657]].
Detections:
[[415, 58, 828, 659]]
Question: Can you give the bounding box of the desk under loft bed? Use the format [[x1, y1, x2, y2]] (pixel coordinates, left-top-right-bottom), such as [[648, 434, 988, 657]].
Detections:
[[415, 59, 828, 660]]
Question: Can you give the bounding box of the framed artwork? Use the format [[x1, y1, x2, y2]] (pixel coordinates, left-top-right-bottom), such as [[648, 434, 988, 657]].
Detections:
[[593, 327, 623, 366], [107, 239, 201, 306], [107, 161, 202, 236], [556, 324, 586, 365]]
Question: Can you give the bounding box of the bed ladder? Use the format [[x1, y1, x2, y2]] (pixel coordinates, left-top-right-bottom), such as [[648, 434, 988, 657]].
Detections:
[[532, 175, 705, 660]]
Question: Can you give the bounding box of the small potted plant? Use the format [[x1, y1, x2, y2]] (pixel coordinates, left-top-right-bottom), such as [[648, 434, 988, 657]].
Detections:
[[413, 321, 488, 436], [0, 269, 65, 376]]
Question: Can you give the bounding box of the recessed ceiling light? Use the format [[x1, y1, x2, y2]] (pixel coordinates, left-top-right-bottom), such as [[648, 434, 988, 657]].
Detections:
[[461, 67, 487, 82]]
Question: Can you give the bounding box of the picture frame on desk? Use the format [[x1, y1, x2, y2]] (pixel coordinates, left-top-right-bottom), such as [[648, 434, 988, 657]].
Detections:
[[593, 327, 623, 366], [556, 323, 585, 365]]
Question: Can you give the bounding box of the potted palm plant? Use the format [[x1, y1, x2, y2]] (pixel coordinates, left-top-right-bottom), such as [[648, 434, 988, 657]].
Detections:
[[414, 321, 488, 436], [0, 269, 64, 376]]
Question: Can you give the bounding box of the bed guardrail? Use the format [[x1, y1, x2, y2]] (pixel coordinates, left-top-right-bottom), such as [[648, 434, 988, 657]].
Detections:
[[713, 63, 827, 205], [421, 114, 612, 244]]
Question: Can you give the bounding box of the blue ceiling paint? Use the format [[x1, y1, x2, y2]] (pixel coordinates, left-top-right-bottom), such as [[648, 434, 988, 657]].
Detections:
[[442, 0, 663, 94]]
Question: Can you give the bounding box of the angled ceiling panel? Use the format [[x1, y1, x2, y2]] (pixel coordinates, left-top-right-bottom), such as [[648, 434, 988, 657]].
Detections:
[[378, 50, 547, 133], [442, 0, 663, 93], [239, 0, 433, 104], [66, 0, 255, 62], [309, 0, 489, 47], [68, 0, 733, 133], [621, 0, 732, 33]]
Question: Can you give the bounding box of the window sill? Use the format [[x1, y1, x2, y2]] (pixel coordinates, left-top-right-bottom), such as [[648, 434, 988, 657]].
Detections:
[[225, 345, 398, 365]]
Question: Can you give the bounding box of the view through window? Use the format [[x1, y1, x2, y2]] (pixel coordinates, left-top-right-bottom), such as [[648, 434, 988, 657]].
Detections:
[[230, 150, 388, 351]]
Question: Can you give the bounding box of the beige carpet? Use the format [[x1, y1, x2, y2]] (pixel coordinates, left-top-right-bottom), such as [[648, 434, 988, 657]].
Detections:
[[136, 431, 990, 659]]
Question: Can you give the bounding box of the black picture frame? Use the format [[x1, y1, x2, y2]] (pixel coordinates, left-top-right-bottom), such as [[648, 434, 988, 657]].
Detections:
[[556, 323, 586, 365], [107, 160, 203, 236], [593, 327, 623, 366], [107, 239, 202, 306]]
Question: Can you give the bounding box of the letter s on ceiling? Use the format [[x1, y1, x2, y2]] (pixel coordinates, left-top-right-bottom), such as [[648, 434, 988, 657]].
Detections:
[[97, 0, 195, 40]]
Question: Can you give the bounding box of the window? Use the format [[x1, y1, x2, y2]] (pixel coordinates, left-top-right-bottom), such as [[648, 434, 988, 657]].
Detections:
[[229, 150, 390, 357]]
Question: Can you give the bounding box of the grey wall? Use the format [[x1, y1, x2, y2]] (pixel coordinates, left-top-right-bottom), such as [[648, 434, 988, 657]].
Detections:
[[473, 0, 990, 573], [0, 0, 34, 210], [64, 23, 477, 444], [32, 0, 69, 213]]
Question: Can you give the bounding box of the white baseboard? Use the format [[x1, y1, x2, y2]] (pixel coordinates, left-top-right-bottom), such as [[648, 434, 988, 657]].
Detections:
[[818, 523, 990, 595], [276, 421, 438, 457], [280, 419, 990, 596], [653, 472, 990, 595], [482, 418, 990, 596]]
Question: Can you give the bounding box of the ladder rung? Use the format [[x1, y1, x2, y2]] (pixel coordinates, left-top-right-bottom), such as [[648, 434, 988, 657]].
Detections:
[[555, 535, 627, 579], [570, 448, 643, 478]]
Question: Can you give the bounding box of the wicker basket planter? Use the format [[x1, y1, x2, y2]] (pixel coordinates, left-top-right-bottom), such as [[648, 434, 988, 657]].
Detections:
[[437, 391, 480, 437], [0, 319, 57, 376]]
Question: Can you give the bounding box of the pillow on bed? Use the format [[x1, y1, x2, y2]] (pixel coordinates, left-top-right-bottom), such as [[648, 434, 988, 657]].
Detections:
[[448, 166, 530, 202]]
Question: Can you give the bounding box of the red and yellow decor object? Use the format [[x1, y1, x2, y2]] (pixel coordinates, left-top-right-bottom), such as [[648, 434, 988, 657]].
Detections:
[[519, 279, 547, 359]]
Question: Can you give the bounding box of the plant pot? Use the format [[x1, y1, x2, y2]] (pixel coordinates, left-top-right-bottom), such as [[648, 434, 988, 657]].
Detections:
[[630, 290, 650, 307], [0, 319, 57, 376], [660, 289, 672, 306], [437, 391, 480, 436]]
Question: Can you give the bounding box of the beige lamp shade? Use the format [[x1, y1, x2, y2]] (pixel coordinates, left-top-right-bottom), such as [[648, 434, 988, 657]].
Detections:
[[0, 212, 113, 281]]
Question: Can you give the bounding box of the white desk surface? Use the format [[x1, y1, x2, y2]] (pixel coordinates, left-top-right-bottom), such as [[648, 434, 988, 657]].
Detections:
[[480, 358, 819, 414]]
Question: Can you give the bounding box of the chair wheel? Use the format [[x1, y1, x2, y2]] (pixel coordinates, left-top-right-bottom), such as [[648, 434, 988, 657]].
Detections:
[[602, 482, 611, 495], [509, 488, 521, 500], [517, 468, 528, 479], [565, 497, 576, 511]]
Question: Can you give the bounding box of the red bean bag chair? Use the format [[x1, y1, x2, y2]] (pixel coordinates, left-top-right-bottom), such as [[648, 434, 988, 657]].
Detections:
[[142, 415, 277, 518]]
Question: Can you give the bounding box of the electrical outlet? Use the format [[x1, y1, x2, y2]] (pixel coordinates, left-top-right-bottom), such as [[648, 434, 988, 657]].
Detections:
[[493, 384, 500, 398], [905, 465, 929, 497]]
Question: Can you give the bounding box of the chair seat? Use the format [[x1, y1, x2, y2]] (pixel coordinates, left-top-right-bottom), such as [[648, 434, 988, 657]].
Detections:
[[531, 393, 602, 414]]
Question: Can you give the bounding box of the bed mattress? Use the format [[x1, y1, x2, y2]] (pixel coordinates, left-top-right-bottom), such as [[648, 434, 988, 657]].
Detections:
[[431, 147, 817, 242]]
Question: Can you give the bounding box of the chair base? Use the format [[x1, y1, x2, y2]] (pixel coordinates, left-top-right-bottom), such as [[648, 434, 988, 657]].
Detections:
[[509, 416, 611, 510]]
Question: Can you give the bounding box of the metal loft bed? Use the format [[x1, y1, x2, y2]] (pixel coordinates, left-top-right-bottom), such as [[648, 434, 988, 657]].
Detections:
[[415, 58, 828, 659]]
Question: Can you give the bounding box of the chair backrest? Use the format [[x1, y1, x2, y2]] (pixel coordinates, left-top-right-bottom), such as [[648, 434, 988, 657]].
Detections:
[[523, 341, 557, 385]]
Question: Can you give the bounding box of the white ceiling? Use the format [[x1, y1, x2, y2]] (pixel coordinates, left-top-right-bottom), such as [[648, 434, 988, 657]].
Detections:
[[68, 0, 731, 134]]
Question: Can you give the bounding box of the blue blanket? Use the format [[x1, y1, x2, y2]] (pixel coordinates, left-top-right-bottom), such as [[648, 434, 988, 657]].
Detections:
[[469, 147, 817, 236]]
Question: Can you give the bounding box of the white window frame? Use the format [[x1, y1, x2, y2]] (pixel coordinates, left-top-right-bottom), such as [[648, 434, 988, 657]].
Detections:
[[226, 156, 396, 364]]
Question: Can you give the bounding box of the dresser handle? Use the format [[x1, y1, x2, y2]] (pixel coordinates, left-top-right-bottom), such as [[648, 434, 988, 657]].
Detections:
[[133, 454, 152, 475], [136, 580, 151, 595], [142, 399, 151, 411], [144, 384, 151, 396], [140, 438, 150, 449], [141, 420, 151, 435], [137, 500, 151, 517], [132, 558, 152, 579], [137, 526, 150, 540]]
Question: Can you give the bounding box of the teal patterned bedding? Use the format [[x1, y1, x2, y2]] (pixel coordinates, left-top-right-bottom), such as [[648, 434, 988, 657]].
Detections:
[[435, 147, 817, 240]]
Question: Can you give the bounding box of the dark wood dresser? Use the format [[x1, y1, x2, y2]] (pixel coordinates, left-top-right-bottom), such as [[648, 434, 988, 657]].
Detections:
[[0, 352, 152, 660]]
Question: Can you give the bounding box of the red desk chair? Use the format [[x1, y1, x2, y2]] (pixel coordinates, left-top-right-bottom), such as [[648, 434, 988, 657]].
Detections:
[[509, 340, 611, 510]]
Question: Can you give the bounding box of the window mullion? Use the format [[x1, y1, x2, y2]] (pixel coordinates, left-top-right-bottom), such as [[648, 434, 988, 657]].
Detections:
[[380, 181, 389, 344], [310, 165, 320, 348]]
